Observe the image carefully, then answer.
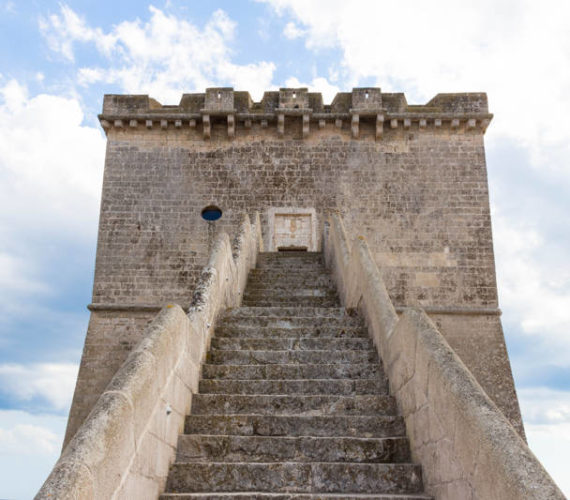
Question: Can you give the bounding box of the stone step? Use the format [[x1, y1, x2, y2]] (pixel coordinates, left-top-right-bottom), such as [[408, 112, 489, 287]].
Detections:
[[207, 349, 378, 366], [210, 337, 373, 351], [248, 270, 332, 281], [254, 261, 327, 268], [175, 435, 410, 463], [219, 316, 363, 329], [164, 462, 424, 494], [191, 394, 396, 416], [257, 252, 324, 259], [243, 288, 337, 297], [185, 414, 407, 438], [223, 307, 349, 318], [161, 493, 433, 500], [201, 363, 384, 380], [215, 325, 367, 339], [242, 298, 341, 308], [198, 378, 388, 395]]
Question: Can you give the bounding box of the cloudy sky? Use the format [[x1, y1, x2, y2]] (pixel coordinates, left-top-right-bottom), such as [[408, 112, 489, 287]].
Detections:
[[0, 0, 569, 497]]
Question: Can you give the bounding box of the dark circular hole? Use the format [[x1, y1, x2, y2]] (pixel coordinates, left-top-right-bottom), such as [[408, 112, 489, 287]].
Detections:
[[201, 205, 222, 221]]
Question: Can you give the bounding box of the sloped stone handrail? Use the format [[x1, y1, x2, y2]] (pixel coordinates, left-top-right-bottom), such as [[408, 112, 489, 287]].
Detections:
[[36, 212, 263, 500], [324, 213, 564, 499]]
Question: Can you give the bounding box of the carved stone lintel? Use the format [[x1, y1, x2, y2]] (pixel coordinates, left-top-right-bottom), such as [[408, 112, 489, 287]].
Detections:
[[227, 114, 235, 138], [189, 119, 196, 128], [351, 114, 359, 139], [319, 119, 326, 129], [277, 114, 285, 136], [114, 119, 123, 128], [376, 114, 384, 140], [302, 114, 310, 138], [160, 119, 168, 130], [390, 119, 398, 129], [419, 118, 427, 129], [145, 120, 153, 129], [451, 118, 460, 129], [335, 119, 343, 129], [203, 114, 211, 139], [434, 118, 442, 128]]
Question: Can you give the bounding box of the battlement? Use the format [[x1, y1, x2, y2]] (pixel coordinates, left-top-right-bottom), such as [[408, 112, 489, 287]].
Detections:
[[99, 87, 492, 139]]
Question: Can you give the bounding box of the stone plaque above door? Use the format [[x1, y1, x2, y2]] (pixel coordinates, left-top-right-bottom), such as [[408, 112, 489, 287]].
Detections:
[[268, 207, 317, 251]]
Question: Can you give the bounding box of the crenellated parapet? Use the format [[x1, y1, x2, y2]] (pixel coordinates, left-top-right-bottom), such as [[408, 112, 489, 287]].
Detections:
[[99, 87, 493, 139]]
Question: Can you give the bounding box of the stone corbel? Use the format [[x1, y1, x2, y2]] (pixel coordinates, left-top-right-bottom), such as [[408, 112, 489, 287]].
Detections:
[[100, 120, 111, 131], [189, 119, 196, 128], [319, 119, 326, 129], [203, 114, 211, 139], [174, 119, 182, 129], [390, 119, 398, 129], [467, 118, 477, 129], [335, 119, 343, 129], [114, 119, 123, 128], [129, 119, 138, 128], [376, 114, 384, 140], [434, 118, 442, 128], [351, 113, 359, 139], [145, 120, 153, 129], [160, 119, 168, 130], [227, 114, 235, 138], [419, 118, 427, 129], [277, 113, 285, 137], [451, 118, 460, 129], [403, 118, 411, 129], [302, 114, 310, 138]]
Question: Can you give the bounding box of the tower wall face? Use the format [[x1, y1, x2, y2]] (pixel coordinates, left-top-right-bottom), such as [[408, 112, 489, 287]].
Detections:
[[65, 89, 524, 445]]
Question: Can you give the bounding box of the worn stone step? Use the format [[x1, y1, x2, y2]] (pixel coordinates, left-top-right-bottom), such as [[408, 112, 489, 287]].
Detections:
[[254, 261, 327, 269], [161, 493, 433, 500], [164, 462, 424, 494], [243, 290, 339, 300], [248, 270, 332, 280], [224, 307, 349, 318], [257, 252, 324, 259], [175, 435, 410, 463], [242, 298, 341, 308], [198, 378, 388, 395], [210, 337, 373, 351], [191, 394, 396, 416], [201, 363, 384, 380], [185, 414, 407, 438], [215, 325, 367, 339], [208, 349, 377, 365], [219, 317, 363, 329], [244, 285, 337, 295]]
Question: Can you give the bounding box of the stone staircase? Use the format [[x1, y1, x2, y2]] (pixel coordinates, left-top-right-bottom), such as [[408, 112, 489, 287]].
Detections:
[[160, 252, 431, 499]]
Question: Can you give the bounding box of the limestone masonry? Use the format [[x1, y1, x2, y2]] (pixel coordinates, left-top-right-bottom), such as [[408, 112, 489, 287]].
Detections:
[[39, 87, 565, 499]]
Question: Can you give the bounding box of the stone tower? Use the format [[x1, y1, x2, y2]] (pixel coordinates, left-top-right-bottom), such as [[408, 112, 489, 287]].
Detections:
[[66, 87, 523, 442], [39, 87, 563, 500]]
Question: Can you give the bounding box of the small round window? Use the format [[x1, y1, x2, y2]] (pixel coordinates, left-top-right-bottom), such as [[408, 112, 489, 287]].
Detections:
[[201, 205, 222, 221]]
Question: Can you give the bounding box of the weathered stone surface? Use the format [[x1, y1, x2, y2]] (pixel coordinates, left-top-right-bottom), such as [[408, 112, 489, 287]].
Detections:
[[166, 462, 424, 494], [198, 378, 388, 395], [175, 435, 410, 463], [185, 414, 407, 438]]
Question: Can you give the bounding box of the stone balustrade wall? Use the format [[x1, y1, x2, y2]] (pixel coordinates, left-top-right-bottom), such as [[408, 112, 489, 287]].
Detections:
[[324, 213, 564, 499], [36, 213, 262, 500]]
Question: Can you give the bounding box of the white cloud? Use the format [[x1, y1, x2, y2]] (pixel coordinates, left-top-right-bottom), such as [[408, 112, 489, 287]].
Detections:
[[40, 5, 276, 103], [0, 423, 59, 455], [0, 410, 67, 498], [259, 0, 570, 167], [519, 388, 570, 495], [0, 79, 105, 241], [283, 21, 304, 39], [0, 363, 79, 412]]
